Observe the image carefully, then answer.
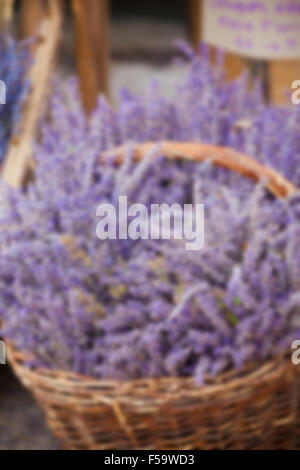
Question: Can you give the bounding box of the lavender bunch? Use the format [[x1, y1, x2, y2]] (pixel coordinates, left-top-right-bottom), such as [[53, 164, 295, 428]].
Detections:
[[0, 44, 300, 384], [0, 34, 30, 162]]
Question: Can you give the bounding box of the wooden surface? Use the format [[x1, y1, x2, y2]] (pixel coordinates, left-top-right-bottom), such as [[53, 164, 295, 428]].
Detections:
[[188, 0, 201, 47], [2, 0, 62, 189], [88, 0, 110, 96], [0, 0, 14, 31], [269, 60, 300, 105], [20, 0, 45, 39]]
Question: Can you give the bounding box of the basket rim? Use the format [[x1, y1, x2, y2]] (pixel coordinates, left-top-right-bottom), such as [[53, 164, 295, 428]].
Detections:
[[102, 140, 298, 198], [8, 343, 292, 398]]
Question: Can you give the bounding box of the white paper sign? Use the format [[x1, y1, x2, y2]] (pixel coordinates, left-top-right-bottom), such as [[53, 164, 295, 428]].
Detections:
[[202, 0, 300, 60]]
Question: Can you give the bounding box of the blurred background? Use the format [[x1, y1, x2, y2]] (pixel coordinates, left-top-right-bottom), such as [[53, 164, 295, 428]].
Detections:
[[0, 0, 300, 449], [6, 0, 300, 108]]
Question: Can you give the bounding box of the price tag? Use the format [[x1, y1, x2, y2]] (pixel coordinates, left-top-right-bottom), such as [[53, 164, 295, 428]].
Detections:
[[202, 0, 300, 60]]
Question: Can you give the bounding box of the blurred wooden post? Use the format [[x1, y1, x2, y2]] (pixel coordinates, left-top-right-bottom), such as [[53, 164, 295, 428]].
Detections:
[[188, 0, 201, 47], [20, 0, 46, 38], [0, 0, 14, 31], [71, 0, 110, 114], [89, 0, 109, 96]]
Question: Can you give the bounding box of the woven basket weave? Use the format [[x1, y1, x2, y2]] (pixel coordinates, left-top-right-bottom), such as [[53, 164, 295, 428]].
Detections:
[[7, 141, 300, 450], [8, 348, 299, 450]]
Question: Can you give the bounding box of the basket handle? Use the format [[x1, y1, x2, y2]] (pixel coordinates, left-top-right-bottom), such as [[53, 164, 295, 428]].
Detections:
[[1, 0, 62, 189], [102, 141, 297, 198]]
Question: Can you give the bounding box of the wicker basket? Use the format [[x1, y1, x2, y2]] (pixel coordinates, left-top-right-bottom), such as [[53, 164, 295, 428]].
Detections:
[[6, 141, 300, 450], [8, 348, 299, 450]]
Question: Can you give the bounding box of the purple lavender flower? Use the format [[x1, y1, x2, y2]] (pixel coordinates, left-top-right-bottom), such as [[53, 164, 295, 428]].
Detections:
[[0, 44, 299, 383]]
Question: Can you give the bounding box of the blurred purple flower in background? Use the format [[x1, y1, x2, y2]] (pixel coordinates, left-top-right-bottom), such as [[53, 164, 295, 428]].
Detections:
[[0, 34, 30, 162]]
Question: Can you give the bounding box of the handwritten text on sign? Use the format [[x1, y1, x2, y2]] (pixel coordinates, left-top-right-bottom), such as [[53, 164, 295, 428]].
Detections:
[[202, 0, 300, 59]]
